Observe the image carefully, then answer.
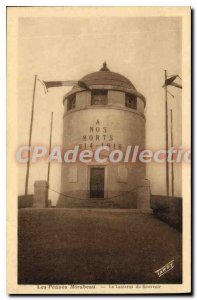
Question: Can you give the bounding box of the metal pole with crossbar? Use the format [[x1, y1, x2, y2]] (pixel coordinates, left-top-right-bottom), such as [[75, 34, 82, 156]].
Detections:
[[25, 74, 37, 195], [164, 70, 170, 196], [47, 112, 53, 186], [170, 109, 174, 196]]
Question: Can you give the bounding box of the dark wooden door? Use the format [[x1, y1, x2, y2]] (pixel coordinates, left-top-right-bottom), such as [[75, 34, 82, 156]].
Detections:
[[90, 168, 105, 198]]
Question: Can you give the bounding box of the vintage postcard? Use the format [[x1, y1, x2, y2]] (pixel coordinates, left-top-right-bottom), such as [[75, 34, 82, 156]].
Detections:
[[7, 6, 191, 294]]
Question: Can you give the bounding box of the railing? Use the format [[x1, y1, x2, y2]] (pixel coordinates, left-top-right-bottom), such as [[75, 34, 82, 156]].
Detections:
[[49, 185, 147, 201]]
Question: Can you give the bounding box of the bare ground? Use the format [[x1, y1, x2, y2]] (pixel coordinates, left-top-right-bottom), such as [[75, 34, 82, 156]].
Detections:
[[18, 208, 182, 284]]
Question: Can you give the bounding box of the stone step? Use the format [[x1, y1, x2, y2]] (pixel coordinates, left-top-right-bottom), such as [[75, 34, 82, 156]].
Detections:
[[87, 203, 116, 206], [82, 200, 114, 204], [82, 202, 121, 208], [90, 201, 114, 205], [69, 199, 123, 209]]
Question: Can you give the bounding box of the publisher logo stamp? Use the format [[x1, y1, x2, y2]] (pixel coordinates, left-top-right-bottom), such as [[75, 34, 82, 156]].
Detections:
[[155, 260, 175, 278]]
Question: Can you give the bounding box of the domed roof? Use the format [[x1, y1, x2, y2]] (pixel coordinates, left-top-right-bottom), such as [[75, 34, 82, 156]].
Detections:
[[64, 62, 146, 106], [79, 62, 137, 91]]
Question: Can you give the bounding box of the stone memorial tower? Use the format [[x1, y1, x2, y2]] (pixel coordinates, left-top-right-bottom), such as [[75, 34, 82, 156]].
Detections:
[[57, 63, 151, 210]]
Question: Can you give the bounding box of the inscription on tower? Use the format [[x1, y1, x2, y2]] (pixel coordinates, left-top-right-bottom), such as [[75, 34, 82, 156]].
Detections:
[[79, 120, 121, 149]]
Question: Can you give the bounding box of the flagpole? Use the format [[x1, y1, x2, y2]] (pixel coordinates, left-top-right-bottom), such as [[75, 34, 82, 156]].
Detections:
[[164, 70, 170, 196], [170, 109, 174, 196], [47, 112, 53, 185], [25, 74, 37, 195], [45, 112, 53, 208]]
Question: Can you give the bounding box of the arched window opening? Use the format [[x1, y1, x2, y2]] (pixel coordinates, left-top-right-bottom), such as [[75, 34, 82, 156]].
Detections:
[[125, 93, 137, 109]]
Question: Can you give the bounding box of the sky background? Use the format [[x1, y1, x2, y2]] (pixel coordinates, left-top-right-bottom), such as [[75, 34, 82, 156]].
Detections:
[[18, 15, 182, 204]]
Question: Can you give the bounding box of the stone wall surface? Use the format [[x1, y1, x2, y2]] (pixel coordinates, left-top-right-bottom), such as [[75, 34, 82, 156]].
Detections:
[[33, 181, 48, 208], [58, 89, 148, 209]]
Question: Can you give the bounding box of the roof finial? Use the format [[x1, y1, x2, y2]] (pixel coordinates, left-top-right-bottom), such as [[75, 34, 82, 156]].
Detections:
[[100, 61, 110, 71]]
